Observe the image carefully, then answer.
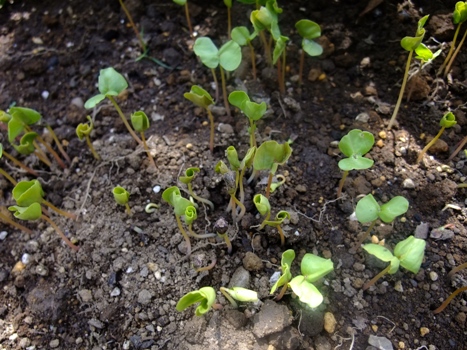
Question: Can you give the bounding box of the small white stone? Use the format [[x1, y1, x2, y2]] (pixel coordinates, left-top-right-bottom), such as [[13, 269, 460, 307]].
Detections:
[[21, 253, 32, 265], [155, 271, 162, 280], [394, 280, 404, 292], [355, 112, 370, 123], [41, 91, 49, 99], [402, 178, 415, 189], [110, 287, 121, 297], [153, 185, 161, 194], [0, 231, 8, 240], [429, 271, 438, 281]]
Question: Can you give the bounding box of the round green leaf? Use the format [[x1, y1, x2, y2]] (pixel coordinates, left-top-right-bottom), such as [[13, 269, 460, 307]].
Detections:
[[231, 26, 251, 46], [9, 107, 41, 126], [289, 275, 324, 308], [338, 129, 375, 158], [338, 156, 374, 171], [355, 194, 380, 223], [179, 167, 200, 185], [7, 117, 25, 143], [363, 243, 400, 274], [379, 196, 409, 223], [295, 19, 321, 39], [184, 85, 214, 109], [76, 116, 94, 140], [13, 132, 38, 155], [184, 205, 197, 225], [454, 1, 467, 24], [98, 67, 128, 96], [440, 112, 457, 128], [219, 40, 242, 71], [394, 236, 426, 274], [414, 43, 433, 61], [9, 202, 42, 221], [243, 101, 267, 121], [253, 140, 292, 174], [302, 38, 323, 57], [194, 37, 219, 69], [253, 193, 270, 216], [176, 286, 216, 316], [113, 186, 130, 206], [223, 287, 258, 302], [301, 253, 334, 283], [273, 35, 288, 65], [173, 0, 186, 5], [270, 249, 295, 294], [131, 111, 150, 132], [228, 90, 249, 109], [84, 94, 106, 109], [401, 35, 423, 52], [13, 180, 44, 206]]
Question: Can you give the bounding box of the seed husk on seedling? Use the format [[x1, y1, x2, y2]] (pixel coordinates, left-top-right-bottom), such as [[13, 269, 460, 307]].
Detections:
[[387, 15, 430, 130], [439, 1, 467, 77], [228, 90, 267, 148], [434, 261, 467, 314], [337, 129, 375, 198], [416, 112, 457, 163], [84, 67, 142, 145], [172, 0, 193, 38], [362, 236, 426, 290], [213, 216, 232, 254], [176, 286, 216, 316], [9, 180, 78, 251], [231, 26, 258, 79], [295, 19, 323, 85], [193, 37, 242, 117], [184, 85, 216, 154], [179, 167, 214, 210], [113, 186, 131, 215], [215, 160, 246, 223], [253, 140, 292, 198], [253, 193, 290, 246], [219, 286, 258, 308], [76, 116, 100, 160], [355, 194, 409, 243], [131, 111, 156, 168]]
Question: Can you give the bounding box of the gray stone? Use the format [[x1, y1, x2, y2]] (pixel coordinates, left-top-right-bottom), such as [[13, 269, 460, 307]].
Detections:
[[88, 318, 104, 329], [402, 178, 415, 189], [268, 326, 301, 350], [228, 266, 250, 289], [252, 300, 292, 338], [78, 289, 93, 303], [368, 335, 394, 350], [314, 335, 332, 350], [138, 289, 152, 305], [224, 309, 247, 329], [414, 222, 429, 239]]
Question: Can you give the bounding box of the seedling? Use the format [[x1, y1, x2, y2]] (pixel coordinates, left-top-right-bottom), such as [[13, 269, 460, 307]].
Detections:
[[295, 19, 323, 85], [113, 186, 131, 215], [0, 139, 38, 177], [387, 15, 430, 130], [9, 180, 78, 251], [439, 1, 467, 77], [270, 249, 334, 308], [76, 116, 100, 160], [355, 194, 409, 243], [224, 0, 232, 39], [228, 90, 267, 148], [434, 261, 467, 314], [179, 167, 214, 210], [131, 111, 156, 168], [253, 140, 292, 198], [416, 112, 457, 163], [362, 235, 426, 290], [176, 287, 216, 316], [272, 35, 289, 95], [215, 160, 246, 223], [193, 37, 242, 117], [231, 26, 258, 79], [183, 85, 215, 153], [84, 67, 142, 145], [253, 194, 290, 246], [226, 145, 255, 207], [172, 0, 193, 38], [213, 216, 232, 254], [337, 129, 375, 198], [219, 286, 258, 308]]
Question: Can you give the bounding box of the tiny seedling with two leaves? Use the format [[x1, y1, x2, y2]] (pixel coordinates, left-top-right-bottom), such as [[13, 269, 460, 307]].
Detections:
[[253, 193, 290, 246], [76, 116, 100, 160], [295, 19, 323, 85], [112, 186, 131, 215]]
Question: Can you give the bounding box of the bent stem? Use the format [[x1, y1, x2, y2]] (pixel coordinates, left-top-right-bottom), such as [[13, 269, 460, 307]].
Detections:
[[184, 1, 193, 38], [337, 170, 349, 198], [0, 168, 17, 186], [42, 199, 77, 220], [33, 141, 52, 167], [359, 220, 377, 244], [187, 183, 214, 210], [1, 150, 38, 177], [433, 286, 467, 314], [444, 27, 467, 77], [439, 23, 462, 76], [41, 214, 79, 251], [119, 0, 146, 53], [231, 195, 246, 222], [363, 264, 391, 291], [387, 50, 414, 130], [187, 224, 217, 239], [107, 95, 143, 145], [276, 225, 285, 246], [28, 129, 66, 169], [46, 125, 71, 165], [195, 259, 217, 272], [85, 135, 100, 160], [211, 68, 220, 103], [448, 135, 467, 161], [220, 287, 238, 308], [275, 283, 289, 301], [175, 214, 192, 255], [206, 108, 215, 154], [448, 262, 467, 278], [0, 210, 33, 235], [416, 127, 446, 163], [219, 66, 231, 117], [140, 132, 157, 168]]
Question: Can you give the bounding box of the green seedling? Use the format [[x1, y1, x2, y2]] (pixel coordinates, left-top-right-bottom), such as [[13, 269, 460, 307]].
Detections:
[[337, 129, 375, 198], [184, 85, 215, 153], [179, 167, 214, 210], [176, 286, 216, 316], [220, 286, 258, 308], [193, 37, 242, 117], [1, 107, 68, 169], [228, 146, 255, 207], [9, 180, 78, 251], [270, 174, 285, 193], [84, 67, 142, 145], [231, 26, 258, 79], [439, 1, 467, 77], [173, 0, 193, 38], [387, 15, 430, 130], [434, 261, 467, 314], [76, 116, 100, 160], [270, 249, 334, 308], [228, 90, 267, 148], [355, 194, 409, 243], [272, 35, 289, 95], [213, 216, 232, 254], [131, 111, 156, 168], [253, 140, 292, 198], [253, 193, 290, 246], [163, 186, 216, 256], [112, 186, 131, 215], [417, 112, 457, 163], [215, 159, 246, 223], [362, 235, 426, 290], [295, 19, 323, 85]]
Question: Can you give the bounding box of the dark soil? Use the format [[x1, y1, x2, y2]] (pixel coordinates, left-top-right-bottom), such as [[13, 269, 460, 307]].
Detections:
[[0, 0, 467, 349]]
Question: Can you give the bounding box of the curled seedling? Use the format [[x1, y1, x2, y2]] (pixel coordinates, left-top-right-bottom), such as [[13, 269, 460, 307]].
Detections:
[[295, 19, 323, 85], [85, 67, 142, 145], [220, 286, 258, 308], [270, 249, 295, 300], [337, 129, 374, 198], [214, 216, 232, 254], [179, 167, 214, 210], [131, 111, 156, 168], [355, 194, 409, 243], [76, 116, 100, 160], [176, 287, 216, 316], [113, 186, 131, 215], [417, 112, 457, 164], [253, 193, 290, 245], [362, 236, 426, 290]]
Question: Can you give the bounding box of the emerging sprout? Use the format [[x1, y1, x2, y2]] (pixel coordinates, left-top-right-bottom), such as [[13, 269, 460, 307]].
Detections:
[[253, 194, 290, 245], [214, 216, 232, 254], [337, 129, 375, 197], [416, 112, 457, 163], [76, 116, 100, 160], [176, 287, 216, 316], [131, 111, 156, 168], [179, 167, 214, 210], [113, 186, 131, 215], [363, 236, 426, 290], [220, 286, 258, 308]]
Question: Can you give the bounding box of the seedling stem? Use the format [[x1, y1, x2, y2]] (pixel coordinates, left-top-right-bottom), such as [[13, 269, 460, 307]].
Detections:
[[41, 214, 79, 251], [107, 95, 143, 145], [1, 150, 38, 177], [362, 264, 391, 290], [0, 210, 33, 235]]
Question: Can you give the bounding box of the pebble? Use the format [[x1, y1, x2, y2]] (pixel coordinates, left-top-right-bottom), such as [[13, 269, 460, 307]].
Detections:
[[88, 318, 104, 329], [21, 253, 32, 265], [152, 185, 161, 193], [35, 264, 48, 276], [217, 123, 234, 134], [41, 90, 49, 99], [18, 337, 30, 348], [110, 287, 121, 297], [355, 112, 370, 123], [243, 252, 263, 271], [378, 131, 387, 139], [0, 231, 7, 240], [394, 280, 403, 292], [49, 339, 60, 348], [420, 327, 430, 337], [353, 262, 365, 272], [295, 184, 307, 193], [429, 271, 438, 281], [368, 335, 393, 350], [414, 222, 429, 239], [138, 289, 152, 305], [78, 289, 93, 302], [11, 261, 26, 275], [229, 266, 251, 289], [323, 312, 337, 333], [376, 139, 384, 148], [402, 178, 415, 189], [71, 97, 84, 109]]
